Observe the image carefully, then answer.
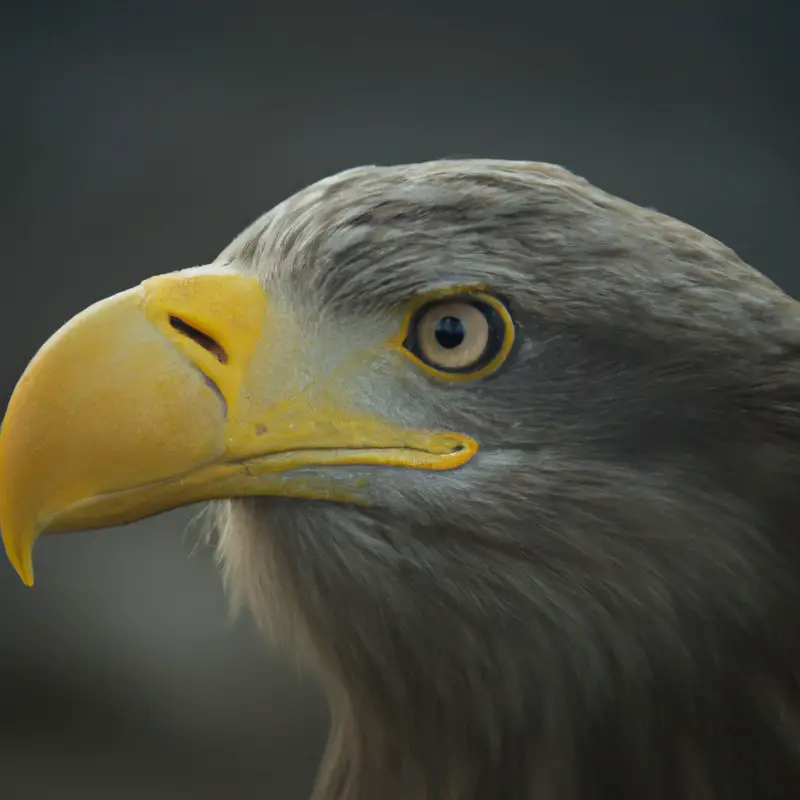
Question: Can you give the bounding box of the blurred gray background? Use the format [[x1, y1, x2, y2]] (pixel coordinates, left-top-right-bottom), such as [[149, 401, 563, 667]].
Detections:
[[0, 1, 797, 798]]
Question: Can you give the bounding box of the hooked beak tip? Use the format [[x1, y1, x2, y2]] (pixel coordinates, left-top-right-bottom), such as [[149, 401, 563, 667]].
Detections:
[[2, 528, 35, 587]]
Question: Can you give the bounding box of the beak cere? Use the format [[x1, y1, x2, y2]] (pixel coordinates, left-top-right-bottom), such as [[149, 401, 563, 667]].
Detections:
[[0, 269, 476, 586]]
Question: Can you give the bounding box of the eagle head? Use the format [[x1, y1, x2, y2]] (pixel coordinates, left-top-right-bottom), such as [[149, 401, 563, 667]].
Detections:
[[3, 161, 800, 799]]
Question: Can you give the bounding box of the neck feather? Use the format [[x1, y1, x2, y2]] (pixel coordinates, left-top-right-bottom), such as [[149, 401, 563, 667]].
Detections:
[[213, 494, 800, 800]]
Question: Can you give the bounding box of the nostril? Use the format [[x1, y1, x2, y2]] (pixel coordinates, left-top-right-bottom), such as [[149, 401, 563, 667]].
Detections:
[[168, 316, 228, 363]]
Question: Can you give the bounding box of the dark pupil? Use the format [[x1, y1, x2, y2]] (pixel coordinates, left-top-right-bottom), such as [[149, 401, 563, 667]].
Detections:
[[435, 316, 466, 349]]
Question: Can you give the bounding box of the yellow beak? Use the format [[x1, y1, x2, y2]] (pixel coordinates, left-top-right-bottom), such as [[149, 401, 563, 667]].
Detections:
[[0, 269, 476, 586]]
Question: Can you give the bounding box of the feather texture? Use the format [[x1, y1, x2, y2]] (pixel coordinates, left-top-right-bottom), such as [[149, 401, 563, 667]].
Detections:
[[211, 161, 800, 799]]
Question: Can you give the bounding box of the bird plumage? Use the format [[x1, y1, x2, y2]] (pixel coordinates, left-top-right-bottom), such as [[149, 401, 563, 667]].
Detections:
[[4, 159, 800, 800], [207, 161, 800, 799]]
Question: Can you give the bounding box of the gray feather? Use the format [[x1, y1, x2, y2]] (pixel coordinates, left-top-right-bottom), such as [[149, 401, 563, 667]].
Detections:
[[212, 160, 800, 800]]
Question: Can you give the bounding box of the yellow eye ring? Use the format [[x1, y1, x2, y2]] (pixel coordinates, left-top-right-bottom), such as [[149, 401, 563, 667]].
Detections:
[[394, 288, 515, 381]]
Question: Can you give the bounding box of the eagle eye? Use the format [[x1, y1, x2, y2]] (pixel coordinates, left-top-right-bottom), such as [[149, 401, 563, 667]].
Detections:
[[400, 292, 514, 380]]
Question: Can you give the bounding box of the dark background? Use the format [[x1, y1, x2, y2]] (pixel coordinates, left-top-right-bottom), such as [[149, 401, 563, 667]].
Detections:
[[0, 1, 797, 798]]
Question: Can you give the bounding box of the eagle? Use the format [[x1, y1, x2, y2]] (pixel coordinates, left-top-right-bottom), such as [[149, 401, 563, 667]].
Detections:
[[2, 160, 800, 800]]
